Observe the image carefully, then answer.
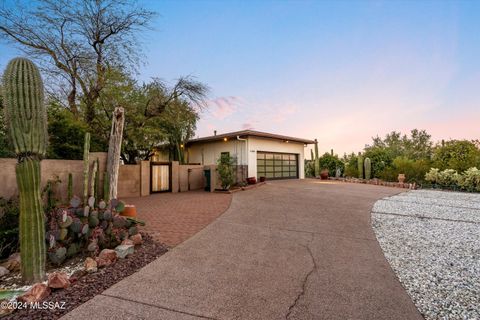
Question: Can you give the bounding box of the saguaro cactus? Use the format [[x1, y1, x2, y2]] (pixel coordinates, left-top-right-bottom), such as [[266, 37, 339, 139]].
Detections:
[[67, 173, 73, 200], [364, 157, 371, 180], [314, 139, 320, 177], [83, 132, 90, 204], [3, 58, 47, 283], [107, 107, 125, 200], [357, 153, 364, 179]]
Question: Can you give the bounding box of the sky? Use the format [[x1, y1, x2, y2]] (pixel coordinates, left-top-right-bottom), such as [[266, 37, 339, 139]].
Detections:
[[1, 0, 479, 155]]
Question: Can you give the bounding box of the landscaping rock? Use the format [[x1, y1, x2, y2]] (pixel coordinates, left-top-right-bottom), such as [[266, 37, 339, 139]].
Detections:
[[17, 283, 51, 303], [96, 249, 117, 267], [0, 266, 10, 277], [48, 272, 71, 289], [115, 244, 134, 259], [3, 252, 20, 272], [69, 269, 87, 283], [121, 239, 134, 246], [84, 257, 98, 273], [130, 233, 143, 245]]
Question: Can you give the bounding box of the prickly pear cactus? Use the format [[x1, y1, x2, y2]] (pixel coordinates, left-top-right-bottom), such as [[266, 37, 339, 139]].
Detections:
[[3, 58, 47, 283], [364, 157, 372, 180]]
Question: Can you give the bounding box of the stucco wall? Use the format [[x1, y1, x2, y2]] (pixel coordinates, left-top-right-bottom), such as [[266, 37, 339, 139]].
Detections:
[[118, 164, 141, 198], [0, 152, 108, 201], [247, 137, 306, 179], [187, 139, 248, 166]]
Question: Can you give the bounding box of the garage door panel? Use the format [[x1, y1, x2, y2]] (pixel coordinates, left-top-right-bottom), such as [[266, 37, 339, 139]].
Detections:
[[256, 152, 298, 180]]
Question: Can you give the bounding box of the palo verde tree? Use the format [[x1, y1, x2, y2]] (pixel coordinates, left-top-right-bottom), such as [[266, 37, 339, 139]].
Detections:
[[0, 0, 155, 124]]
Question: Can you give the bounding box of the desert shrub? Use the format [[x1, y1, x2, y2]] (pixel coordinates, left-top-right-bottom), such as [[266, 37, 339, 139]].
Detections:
[[376, 157, 430, 183], [433, 140, 480, 172], [425, 168, 461, 188], [363, 147, 393, 178], [318, 152, 344, 177], [217, 153, 236, 190], [458, 167, 480, 192], [304, 160, 315, 178], [343, 153, 358, 178], [0, 197, 19, 259]]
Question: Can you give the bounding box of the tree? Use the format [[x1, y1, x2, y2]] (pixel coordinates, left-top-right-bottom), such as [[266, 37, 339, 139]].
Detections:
[[318, 152, 344, 177], [0, 0, 155, 124], [433, 140, 480, 172], [92, 70, 208, 164]]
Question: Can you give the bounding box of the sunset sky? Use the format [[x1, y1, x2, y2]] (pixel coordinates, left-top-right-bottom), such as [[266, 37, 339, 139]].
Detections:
[[1, 0, 479, 155]]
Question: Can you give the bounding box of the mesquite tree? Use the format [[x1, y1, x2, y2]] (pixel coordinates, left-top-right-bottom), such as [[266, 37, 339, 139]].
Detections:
[[3, 58, 47, 283], [107, 107, 125, 200]]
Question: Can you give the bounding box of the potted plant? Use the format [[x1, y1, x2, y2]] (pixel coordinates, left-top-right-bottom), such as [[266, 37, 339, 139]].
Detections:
[[398, 173, 406, 184], [246, 177, 257, 185], [320, 169, 329, 180], [259, 176, 266, 182]]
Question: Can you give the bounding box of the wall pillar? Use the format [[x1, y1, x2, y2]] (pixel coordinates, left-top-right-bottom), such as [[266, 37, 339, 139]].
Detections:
[[171, 161, 179, 193], [140, 161, 150, 197]]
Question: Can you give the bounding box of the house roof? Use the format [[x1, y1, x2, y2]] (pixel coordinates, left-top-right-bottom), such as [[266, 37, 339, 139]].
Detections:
[[187, 130, 316, 145]]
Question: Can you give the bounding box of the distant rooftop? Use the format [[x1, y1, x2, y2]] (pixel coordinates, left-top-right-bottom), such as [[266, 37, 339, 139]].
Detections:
[[187, 130, 315, 145]]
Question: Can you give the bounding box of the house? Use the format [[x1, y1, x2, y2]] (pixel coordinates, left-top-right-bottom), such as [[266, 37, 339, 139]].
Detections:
[[186, 130, 315, 181]]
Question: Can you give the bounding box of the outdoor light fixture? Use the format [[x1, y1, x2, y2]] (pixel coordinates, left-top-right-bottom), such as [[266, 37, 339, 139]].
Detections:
[[223, 137, 228, 142], [285, 140, 289, 143], [180, 144, 184, 148]]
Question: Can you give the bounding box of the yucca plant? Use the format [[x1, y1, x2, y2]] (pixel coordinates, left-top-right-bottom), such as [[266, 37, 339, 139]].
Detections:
[[3, 58, 47, 283]]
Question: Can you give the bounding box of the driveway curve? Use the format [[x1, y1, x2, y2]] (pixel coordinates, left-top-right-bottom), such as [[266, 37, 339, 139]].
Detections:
[[63, 180, 422, 320]]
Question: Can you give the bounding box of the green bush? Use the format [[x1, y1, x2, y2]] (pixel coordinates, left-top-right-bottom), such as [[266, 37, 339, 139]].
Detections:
[[433, 140, 480, 172], [217, 153, 236, 190], [458, 167, 480, 192], [304, 160, 315, 178], [343, 153, 358, 178], [0, 197, 19, 259], [425, 168, 461, 188], [318, 152, 344, 177]]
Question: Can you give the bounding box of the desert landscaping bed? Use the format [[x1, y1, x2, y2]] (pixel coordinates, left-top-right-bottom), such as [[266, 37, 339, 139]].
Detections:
[[1, 233, 168, 319], [372, 190, 480, 320]]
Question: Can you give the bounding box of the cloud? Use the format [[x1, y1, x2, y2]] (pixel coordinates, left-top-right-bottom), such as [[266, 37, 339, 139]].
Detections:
[[207, 96, 243, 119]]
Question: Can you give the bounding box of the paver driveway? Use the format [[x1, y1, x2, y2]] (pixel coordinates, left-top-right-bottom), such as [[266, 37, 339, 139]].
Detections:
[[63, 180, 422, 320]]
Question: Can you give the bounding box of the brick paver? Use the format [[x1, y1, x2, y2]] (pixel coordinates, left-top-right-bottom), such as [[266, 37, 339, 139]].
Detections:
[[122, 191, 232, 247]]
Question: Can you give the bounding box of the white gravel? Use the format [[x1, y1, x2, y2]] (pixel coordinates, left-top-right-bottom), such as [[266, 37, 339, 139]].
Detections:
[[372, 190, 480, 320]]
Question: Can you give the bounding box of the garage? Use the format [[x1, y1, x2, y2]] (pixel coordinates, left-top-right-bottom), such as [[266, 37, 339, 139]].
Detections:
[[256, 152, 298, 180]]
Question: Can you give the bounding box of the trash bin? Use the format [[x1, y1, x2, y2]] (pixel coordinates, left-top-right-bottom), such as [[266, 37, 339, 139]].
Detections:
[[204, 169, 211, 191]]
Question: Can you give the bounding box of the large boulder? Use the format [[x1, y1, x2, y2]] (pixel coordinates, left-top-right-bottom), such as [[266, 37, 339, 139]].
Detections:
[[96, 249, 117, 268], [47, 272, 71, 289], [17, 283, 50, 303]]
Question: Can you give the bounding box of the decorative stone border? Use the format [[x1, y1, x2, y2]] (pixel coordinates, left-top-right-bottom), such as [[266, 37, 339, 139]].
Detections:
[[329, 177, 417, 189]]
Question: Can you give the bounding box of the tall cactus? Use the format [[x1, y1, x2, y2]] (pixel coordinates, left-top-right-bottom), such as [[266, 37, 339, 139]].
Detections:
[[90, 157, 98, 197], [3, 58, 47, 283], [103, 171, 110, 202], [310, 149, 314, 161], [357, 153, 364, 179], [83, 132, 90, 204], [94, 158, 100, 201], [67, 173, 73, 200], [364, 157, 371, 180], [314, 139, 320, 177]]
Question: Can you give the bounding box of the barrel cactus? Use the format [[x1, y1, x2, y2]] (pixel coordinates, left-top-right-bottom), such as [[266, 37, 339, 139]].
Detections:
[[357, 153, 364, 179], [364, 157, 372, 180], [3, 58, 47, 283]]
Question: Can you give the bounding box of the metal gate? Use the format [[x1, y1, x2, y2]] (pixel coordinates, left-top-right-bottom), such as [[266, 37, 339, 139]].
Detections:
[[151, 162, 171, 193]]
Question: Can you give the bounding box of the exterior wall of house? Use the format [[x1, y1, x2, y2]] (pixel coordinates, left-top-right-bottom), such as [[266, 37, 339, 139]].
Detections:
[[246, 137, 306, 179], [187, 136, 307, 181], [187, 139, 248, 166]]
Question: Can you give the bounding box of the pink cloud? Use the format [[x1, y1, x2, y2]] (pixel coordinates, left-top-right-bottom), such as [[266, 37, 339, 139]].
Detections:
[[207, 96, 242, 120]]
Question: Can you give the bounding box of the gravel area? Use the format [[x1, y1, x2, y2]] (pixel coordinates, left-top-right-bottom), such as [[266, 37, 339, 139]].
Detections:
[[372, 190, 480, 320]]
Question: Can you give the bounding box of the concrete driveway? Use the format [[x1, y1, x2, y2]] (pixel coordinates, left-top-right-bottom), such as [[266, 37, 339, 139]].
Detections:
[[63, 180, 423, 320]]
